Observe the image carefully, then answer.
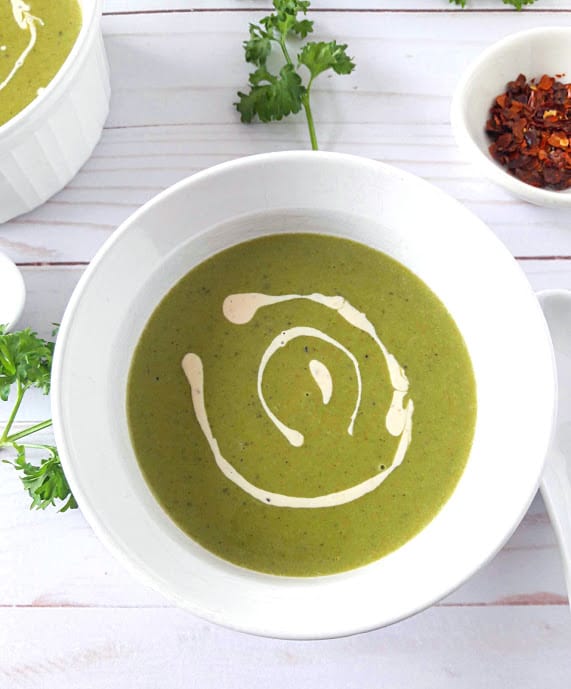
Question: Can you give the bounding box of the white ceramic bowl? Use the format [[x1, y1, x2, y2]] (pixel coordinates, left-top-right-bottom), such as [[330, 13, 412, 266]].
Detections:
[[52, 152, 556, 639], [451, 27, 571, 208], [0, 0, 110, 223]]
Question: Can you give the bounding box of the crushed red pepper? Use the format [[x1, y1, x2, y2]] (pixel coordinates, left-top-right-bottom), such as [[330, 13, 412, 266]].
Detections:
[[486, 73, 571, 190]]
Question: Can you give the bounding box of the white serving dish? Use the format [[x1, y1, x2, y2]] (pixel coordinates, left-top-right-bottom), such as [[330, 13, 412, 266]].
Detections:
[[52, 151, 556, 639], [451, 27, 571, 208], [0, 0, 110, 223]]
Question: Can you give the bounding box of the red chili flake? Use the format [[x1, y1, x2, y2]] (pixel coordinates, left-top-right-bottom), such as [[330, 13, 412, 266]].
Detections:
[[486, 73, 571, 190], [496, 94, 507, 108], [538, 74, 555, 91], [548, 132, 569, 148]]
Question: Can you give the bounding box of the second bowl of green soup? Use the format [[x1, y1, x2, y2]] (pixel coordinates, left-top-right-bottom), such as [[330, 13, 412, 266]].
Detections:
[[0, 0, 110, 222], [52, 151, 556, 638]]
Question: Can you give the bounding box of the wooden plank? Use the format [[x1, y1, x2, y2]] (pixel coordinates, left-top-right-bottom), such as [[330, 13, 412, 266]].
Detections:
[[95, 9, 571, 131], [3, 122, 571, 262], [0, 430, 165, 609], [1, 606, 570, 689], [102, 0, 571, 13]]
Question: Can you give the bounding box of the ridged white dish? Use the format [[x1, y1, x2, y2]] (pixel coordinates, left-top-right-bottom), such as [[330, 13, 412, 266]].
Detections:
[[0, 0, 110, 224]]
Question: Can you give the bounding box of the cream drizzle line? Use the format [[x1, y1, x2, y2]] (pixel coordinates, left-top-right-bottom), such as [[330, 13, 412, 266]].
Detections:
[[0, 2, 44, 93], [181, 292, 414, 509], [182, 352, 414, 509], [309, 359, 332, 405]]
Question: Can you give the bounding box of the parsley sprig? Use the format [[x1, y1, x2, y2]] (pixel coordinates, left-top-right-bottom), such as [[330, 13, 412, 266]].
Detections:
[[0, 326, 76, 512], [235, 0, 355, 150], [450, 0, 536, 7]]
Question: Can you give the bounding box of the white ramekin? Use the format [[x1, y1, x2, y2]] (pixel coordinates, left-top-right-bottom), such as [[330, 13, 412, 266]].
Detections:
[[0, 0, 110, 223], [451, 27, 571, 208]]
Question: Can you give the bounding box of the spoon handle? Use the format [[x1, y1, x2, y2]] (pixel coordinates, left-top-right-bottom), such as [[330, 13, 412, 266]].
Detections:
[[541, 451, 571, 604]]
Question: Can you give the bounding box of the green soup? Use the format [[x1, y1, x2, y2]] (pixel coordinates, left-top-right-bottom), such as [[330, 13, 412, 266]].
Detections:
[[0, 0, 82, 127], [127, 234, 477, 576]]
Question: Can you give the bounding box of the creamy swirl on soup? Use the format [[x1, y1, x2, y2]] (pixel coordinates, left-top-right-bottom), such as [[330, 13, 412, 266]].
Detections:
[[182, 292, 414, 508]]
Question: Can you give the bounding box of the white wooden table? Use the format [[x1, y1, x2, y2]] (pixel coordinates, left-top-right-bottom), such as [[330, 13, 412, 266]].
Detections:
[[1, 1, 571, 686]]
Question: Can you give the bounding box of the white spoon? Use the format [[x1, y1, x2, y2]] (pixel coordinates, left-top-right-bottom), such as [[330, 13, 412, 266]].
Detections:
[[538, 289, 571, 606], [0, 251, 25, 330]]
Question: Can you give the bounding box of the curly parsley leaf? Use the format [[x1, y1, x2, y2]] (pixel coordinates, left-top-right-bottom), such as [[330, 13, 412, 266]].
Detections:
[[244, 24, 273, 66], [235, 0, 355, 149], [260, 0, 313, 39], [0, 326, 53, 399], [4, 444, 77, 512], [237, 65, 305, 123], [0, 325, 76, 512], [299, 41, 355, 79]]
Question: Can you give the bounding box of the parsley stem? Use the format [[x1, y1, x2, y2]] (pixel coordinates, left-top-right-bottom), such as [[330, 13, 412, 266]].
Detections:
[[10, 441, 55, 452], [302, 76, 318, 150], [0, 380, 25, 444], [6, 419, 52, 443], [302, 96, 318, 150], [278, 36, 319, 150], [278, 36, 294, 67]]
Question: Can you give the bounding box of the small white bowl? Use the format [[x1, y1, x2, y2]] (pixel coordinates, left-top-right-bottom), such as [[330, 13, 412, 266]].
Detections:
[[451, 27, 571, 208], [52, 152, 556, 639], [0, 252, 25, 329], [0, 0, 110, 224]]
